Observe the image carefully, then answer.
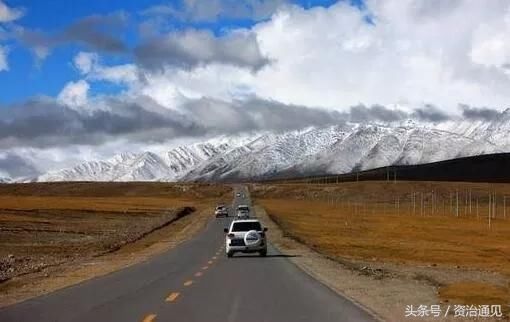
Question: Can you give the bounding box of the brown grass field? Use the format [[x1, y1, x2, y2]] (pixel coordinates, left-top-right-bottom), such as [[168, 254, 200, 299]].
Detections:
[[251, 181, 510, 310], [0, 182, 230, 283]]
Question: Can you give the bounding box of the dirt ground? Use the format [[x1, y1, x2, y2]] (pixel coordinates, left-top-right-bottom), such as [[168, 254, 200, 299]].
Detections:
[[251, 181, 510, 320], [0, 182, 229, 307]]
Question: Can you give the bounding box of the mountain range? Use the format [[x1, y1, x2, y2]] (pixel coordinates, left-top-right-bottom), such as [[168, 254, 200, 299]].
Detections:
[[21, 111, 510, 183]]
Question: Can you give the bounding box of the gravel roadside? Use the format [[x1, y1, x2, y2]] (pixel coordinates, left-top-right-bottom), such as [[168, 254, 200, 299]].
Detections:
[[255, 204, 506, 322]]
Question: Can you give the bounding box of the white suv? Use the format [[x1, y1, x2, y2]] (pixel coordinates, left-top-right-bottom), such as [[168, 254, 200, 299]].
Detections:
[[236, 205, 250, 219], [224, 219, 268, 257]]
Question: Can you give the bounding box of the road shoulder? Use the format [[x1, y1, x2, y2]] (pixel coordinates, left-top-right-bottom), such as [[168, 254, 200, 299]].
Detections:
[[0, 205, 212, 308], [255, 204, 450, 322]]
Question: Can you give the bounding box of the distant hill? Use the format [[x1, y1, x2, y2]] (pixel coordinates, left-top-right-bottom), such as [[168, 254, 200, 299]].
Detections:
[[266, 153, 510, 184], [19, 113, 510, 183]]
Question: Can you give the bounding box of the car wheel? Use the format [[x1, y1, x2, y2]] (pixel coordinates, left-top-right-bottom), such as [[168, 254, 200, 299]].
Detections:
[[259, 249, 267, 257], [227, 251, 234, 258]]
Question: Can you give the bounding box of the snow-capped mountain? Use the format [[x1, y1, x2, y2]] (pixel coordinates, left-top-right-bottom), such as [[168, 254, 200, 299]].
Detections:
[[182, 126, 346, 180], [282, 125, 501, 178], [28, 117, 510, 182], [0, 177, 11, 183], [36, 141, 243, 182]]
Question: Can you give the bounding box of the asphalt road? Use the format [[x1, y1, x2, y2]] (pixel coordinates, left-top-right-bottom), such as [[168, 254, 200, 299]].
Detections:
[[0, 186, 375, 322]]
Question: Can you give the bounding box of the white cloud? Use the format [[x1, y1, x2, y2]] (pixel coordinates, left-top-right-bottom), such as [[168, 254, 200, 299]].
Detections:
[[0, 0, 24, 23], [243, 1, 510, 111], [130, 1, 510, 113], [74, 51, 98, 74], [57, 80, 90, 108], [73, 51, 138, 84], [0, 45, 7, 71], [469, 8, 510, 70]]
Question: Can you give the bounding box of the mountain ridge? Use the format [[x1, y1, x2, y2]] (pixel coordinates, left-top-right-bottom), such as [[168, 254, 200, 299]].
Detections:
[[23, 118, 510, 183]]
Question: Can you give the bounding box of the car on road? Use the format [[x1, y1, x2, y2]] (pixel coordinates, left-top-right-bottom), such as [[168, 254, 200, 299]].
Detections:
[[236, 192, 242, 197], [224, 219, 268, 257], [214, 205, 228, 217], [236, 205, 250, 219]]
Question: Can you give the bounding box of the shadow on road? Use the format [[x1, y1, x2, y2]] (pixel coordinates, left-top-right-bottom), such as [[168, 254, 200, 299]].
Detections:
[[230, 254, 301, 259]]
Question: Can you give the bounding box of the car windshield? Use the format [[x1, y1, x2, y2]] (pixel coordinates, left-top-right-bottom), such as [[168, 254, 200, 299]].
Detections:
[[232, 222, 262, 232], [237, 206, 249, 211]]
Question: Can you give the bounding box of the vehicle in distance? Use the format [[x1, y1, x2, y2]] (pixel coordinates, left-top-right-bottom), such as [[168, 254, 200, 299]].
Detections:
[[224, 219, 268, 257], [236, 204, 250, 219], [236, 192, 242, 197], [214, 205, 228, 217]]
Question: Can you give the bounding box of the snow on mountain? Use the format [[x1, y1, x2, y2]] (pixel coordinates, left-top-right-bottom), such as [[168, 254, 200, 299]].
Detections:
[[34, 137, 252, 182], [183, 126, 347, 181], [437, 108, 510, 149], [285, 125, 502, 178], [31, 118, 510, 183], [0, 177, 11, 183], [187, 124, 501, 181]]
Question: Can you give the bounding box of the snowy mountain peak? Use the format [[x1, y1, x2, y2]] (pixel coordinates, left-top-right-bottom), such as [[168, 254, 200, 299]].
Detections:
[[29, 117, 510, 183], [0, 177, 11, 183]]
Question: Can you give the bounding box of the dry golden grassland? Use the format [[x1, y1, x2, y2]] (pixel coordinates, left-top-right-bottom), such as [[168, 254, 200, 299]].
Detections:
[[251, 181, 510, 308], [0, 182, 229, 282]]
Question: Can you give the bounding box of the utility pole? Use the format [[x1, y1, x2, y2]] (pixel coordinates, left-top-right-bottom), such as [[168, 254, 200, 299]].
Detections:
[[488, 192, 492, 230], [504, 196, 506, 220], [488, 192, 492, 220], [493, 192, 496, 219], [476, 198, 479, 220], [432, 190, 435, 215], [450, 192, 453, 215], [413, 192, 416, 216], [456, 190, 459, 217], [469, 189, 472, 214], [421, 192, 424, 216]]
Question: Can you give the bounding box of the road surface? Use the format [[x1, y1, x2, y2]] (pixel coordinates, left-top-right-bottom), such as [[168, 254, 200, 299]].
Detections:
[[0, 186, 375, 322]]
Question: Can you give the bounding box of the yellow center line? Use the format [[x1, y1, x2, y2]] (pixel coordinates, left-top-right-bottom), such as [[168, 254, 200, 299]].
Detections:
[[195, 271, 203, 277], [142, 314, 157, 322], [165, 292, 180, 302], [202, 265, 209, 270], [184, 280, 193, 286]]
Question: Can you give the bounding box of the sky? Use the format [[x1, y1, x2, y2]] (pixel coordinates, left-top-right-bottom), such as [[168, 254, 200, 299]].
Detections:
[[2, 0, 510, 178]]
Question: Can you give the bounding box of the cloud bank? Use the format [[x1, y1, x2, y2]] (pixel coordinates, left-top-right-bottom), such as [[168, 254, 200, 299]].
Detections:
[[141, 0, 288, 22], [135, 29, 270, 71], [5, 0, 510, 178], [19, 12, 128, 60]]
